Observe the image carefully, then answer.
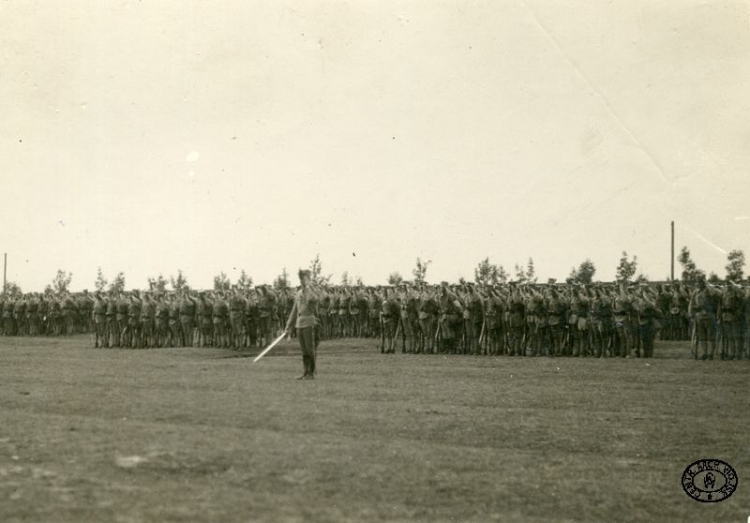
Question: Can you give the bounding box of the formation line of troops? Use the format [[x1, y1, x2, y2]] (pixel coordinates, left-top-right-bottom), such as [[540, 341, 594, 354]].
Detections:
[[365, 280, 749, 360], [1, 278, 747, 361], [87, 287, 293, 350], [0, 287, 295, 350]]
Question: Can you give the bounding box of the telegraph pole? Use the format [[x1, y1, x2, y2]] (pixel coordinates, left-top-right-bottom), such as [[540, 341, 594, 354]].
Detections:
[[670, 221, 675, 281]]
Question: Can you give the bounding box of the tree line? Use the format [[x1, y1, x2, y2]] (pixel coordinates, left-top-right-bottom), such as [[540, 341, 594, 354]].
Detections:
[[1, 247, 746, 298]]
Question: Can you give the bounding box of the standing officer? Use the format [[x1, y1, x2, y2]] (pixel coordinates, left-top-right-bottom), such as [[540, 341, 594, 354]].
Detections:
[[285, 269, 324, 379], [168, 294, 181, 347], [179, 289, 198, 347], [592, 286, 613, 357], [128, 291, 143, 348], [211, 291, 229, 348], [380, 287, 401, 353], [418, 285, 439, 354], [257, 286, 278, 348], [437, 282, 463, 354], [689, 278, 721, 360], [229, 287, 247, 350], [106, 291, 118, 347], [38, 293, 49, 336], [154, 293, 170, 347], [116, 292, 130, 347], [244, 289, 259, 348], [140, 291, 156, 348], [399, 283, 420, 353], [196, 292, 213, 348], [719, 283, 741, 360], [14, 295, 27, 336], [613, 283, 633, 358], [92, 291, 107, 348], [367, 288, 381, 340]]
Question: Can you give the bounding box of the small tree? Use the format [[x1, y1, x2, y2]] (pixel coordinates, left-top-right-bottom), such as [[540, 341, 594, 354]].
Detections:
[[4, 281, 22, 298], [94, 267, 108, 292], [108, 272, 126, 293], [213, 271, 231, 291], [526, 258, 538, 284], [474, 258, 507, 285], [237, 270, 254, 291], [387, 272, 403, 285], [677, 246, 705, 282], [170, 270, 188, 292], [148, 274, 168, 292], [51, 270, 73, 295], [514, 264, 527, 284], [725, 249, 745, 283], [708, 272, 721, 284], [412, 258, 431, 285], [273, 268, 290, 291], [341, 271, 351, 286], [355, 275, 365, 286], [309, 254, 332, 285], [634, 273, 649, 283], [616, 251, 638, 282], [567, 259, 596, 285]]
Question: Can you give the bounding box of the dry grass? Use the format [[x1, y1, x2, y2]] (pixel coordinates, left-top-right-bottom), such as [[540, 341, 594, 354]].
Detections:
[[0, 336, 748, 522]]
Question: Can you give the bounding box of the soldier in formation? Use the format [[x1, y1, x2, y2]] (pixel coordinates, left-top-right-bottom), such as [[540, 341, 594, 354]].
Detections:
[[1, 276, 747, 361], [351, 279, 748, 361]]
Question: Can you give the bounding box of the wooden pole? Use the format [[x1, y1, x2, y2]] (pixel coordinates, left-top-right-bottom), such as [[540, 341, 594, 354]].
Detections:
[[671, 221, 675, 281]]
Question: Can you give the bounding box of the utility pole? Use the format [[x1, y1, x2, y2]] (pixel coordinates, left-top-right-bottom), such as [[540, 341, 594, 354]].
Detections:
[[671, 221, 675, 281]]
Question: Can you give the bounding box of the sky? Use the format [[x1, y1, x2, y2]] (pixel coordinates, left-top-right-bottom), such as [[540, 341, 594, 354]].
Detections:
[[1, 0, 749, 292]]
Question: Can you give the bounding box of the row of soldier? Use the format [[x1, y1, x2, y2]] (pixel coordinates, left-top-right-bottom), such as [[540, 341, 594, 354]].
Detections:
[[0, 287, 295, 350], [88, 286, 293, 349], [1, 292, 90, 337], [1, 278, 747, 360], [365, 280, 749, 360]]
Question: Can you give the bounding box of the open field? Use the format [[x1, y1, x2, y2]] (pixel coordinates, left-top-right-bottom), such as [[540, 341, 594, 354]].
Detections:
[[0, 336, 748, 523]]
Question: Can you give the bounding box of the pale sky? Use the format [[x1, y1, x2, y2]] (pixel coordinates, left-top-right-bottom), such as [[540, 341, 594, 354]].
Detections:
[[2, 0, 749, 291]]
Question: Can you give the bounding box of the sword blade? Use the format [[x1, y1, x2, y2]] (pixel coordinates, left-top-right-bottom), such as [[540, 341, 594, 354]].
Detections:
[[253, 332, 287, 363]]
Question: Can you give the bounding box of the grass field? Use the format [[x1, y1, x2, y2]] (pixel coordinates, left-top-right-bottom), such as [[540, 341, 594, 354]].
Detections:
[[0, 336, 748, 523]]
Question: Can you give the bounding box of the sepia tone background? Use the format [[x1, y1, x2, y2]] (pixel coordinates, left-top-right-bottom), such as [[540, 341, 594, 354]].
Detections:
[[2, 0, 749, 289]]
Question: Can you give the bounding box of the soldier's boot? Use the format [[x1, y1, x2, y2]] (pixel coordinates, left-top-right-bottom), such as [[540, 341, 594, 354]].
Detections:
[[297, 356, 310, 379], [307, 354, 316, 379]]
